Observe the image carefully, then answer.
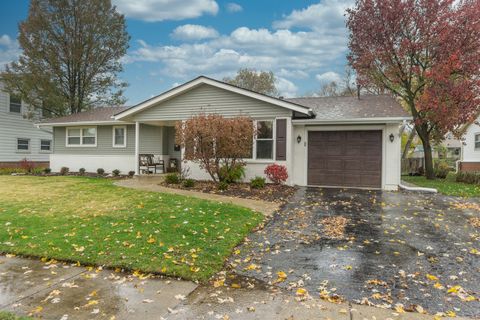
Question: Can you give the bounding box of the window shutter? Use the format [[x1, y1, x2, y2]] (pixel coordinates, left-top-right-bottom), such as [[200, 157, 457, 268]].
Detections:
[[276, 119, 287, 161]]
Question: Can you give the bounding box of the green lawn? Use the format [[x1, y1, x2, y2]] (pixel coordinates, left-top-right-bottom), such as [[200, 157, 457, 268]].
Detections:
[[0, 311, 31, 320], [402, 174, 480, 197], [0, 176, 263, 281]]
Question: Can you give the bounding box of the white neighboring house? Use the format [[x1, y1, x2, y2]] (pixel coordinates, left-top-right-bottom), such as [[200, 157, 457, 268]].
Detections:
[[458, 117, 480, 172], [38, 76, 411, 190], [0, 82, 53, 167]]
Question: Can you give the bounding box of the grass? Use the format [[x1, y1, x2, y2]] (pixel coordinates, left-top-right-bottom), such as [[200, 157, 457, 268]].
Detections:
[[0, 176, 263, 281], [402, 173, 480, 197], [0, 311, 31, 320]]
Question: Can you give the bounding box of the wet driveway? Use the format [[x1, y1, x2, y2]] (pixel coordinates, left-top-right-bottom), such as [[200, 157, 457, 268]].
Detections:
[[229, 188, 480, 317]]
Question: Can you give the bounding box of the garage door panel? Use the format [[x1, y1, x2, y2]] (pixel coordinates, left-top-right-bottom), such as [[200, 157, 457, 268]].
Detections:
[[308, 130, 382, 188]]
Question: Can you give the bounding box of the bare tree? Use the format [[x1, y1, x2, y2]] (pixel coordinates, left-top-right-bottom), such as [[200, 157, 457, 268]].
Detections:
[[223, 69, 278, 96]]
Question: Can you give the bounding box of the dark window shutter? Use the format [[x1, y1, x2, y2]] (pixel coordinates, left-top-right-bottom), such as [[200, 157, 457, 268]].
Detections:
[[276, 119, 287, 161]]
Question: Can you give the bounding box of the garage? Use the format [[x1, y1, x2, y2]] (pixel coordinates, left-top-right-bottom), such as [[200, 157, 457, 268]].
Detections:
[[307, 130, 382, 188]]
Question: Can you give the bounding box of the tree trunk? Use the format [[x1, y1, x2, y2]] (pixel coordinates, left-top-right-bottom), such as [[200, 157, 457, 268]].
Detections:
[[416, 126, 435, 179], [402, 129, 416, 159]]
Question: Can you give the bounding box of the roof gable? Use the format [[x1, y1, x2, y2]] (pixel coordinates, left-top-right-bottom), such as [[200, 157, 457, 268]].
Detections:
[[114, 76, 313, 120]]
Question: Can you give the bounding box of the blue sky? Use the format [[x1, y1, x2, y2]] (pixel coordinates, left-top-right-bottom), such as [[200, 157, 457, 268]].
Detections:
[[0, 0, 353, 105]]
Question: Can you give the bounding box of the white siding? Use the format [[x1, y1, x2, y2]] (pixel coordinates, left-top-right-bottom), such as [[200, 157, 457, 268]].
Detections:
[[461, 121, 480, 162], [130, 84, 292, 122], [0, 83, 52, 163]]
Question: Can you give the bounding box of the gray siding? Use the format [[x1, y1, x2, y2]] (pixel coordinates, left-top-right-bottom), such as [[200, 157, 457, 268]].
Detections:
[[131, 84, 291, 121], [53, 124, 166, 155], [0, 83, 52, 162], [165, 127, 181, 159]]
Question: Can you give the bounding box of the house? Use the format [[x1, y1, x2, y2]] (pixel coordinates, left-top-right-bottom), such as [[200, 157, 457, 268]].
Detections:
[[38, 76, 411, 190], [458, 117, 480, 172], [0, 82, 52, 168]]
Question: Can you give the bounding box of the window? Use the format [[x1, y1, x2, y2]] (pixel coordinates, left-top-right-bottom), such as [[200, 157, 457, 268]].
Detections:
[[255, 120, 274, 159], [17, 138, 30, 151], [475, 134, 480, 150], [40, 139, 52, 151], [113, 126, 126, 147], [66, 127, 97, 146], [9, 94, 21, 113]]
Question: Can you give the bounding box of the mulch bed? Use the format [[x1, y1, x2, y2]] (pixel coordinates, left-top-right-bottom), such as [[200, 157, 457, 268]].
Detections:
[[161, 180, 297, 203]]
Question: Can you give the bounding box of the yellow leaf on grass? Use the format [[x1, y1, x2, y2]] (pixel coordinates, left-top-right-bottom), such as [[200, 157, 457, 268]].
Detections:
[[426, 274, 438, 281], [147, 236, 156, 244], [190, 266, 200, 273]]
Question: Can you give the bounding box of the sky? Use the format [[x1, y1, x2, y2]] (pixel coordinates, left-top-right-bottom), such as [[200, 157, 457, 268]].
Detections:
[[0, 0, 354, 105]]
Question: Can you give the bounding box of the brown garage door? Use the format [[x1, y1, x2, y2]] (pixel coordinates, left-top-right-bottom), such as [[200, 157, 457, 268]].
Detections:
[[308, 131, 382, 188]]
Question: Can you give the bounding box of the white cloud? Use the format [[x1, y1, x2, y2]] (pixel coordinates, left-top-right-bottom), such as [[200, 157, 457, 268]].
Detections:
[[226, 2, 242, 13], [0, 35, 21, 70], [113, 0, 219, 22], [276, 77, 298, 97], [171, 24, 219, 40], [315, 71, 343, 84], [273, 0, 353, 33]]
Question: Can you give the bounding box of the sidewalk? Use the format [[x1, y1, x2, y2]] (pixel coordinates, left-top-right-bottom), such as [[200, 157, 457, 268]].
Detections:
[[115, 176, 280, 216], [0, 255, 471, 320]]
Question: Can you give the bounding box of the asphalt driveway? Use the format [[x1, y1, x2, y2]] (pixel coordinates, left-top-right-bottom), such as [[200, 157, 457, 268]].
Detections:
[[229, 188, 480, 317]]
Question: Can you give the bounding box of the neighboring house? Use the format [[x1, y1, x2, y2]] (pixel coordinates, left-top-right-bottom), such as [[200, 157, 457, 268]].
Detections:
[[38, 76, 411, 190], [458, 117, 480, 172], [0, 82, 52, 167]]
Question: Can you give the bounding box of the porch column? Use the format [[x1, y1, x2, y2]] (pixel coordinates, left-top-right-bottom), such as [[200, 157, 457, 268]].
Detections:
[[135, 121, 140, 175]]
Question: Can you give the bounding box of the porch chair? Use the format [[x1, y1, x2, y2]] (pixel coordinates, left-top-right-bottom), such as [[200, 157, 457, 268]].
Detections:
[[139, 154, 165, 174]]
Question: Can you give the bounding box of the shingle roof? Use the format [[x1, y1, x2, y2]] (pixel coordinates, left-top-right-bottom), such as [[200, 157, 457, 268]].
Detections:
[[40, 106, 129, 124], [286, 95, 410, 120]]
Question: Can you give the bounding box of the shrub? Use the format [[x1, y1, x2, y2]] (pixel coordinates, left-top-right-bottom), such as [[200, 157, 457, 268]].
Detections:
[[60, 167, 69, 175], [43, 167, 51, 174], [78, 168, 86, 175], [165, 173, 180, 184], [250, 176, 266, 189], [19, 158, 35, 173], [456, 171, 480, 184], [264, 164, 288, 184], [217, 181, 229, 191], [0, 168, 26, 175], [219, 163, 245, 183], [183, 178, 195, 188], [112, 169, 120, 177], [128, 171, 135, 177], [97, 168, 105, 175], [434, 160, 451, 179]]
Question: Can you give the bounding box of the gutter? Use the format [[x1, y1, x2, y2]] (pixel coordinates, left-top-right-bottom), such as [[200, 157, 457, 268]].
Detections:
[[292, 117, 412, 125], [398, 183, 437, 193]]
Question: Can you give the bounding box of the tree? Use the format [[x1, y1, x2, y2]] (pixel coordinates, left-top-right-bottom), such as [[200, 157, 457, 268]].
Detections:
[[223, 68, 278, 96], [175, 114, 255, 183], [347, 0, 480, 179], [317, 67, 356, 97], [1, 0, 130, 117]]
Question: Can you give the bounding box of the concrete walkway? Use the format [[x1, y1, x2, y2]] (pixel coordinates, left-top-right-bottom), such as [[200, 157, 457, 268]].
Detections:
[[1, 255, 469, 320], [115, 176, 280, 216]]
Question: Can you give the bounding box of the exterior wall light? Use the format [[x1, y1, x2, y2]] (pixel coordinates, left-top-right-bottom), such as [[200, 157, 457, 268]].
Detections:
[[389, 133, 395, 142], [297, 135, 302, 144]]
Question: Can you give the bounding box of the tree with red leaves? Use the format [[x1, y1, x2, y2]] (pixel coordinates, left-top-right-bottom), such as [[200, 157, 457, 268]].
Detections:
[[347, 0, 480, 179]]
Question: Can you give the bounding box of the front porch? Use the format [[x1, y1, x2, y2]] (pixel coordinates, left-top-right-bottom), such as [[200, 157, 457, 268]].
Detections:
[[134, 121, 181, 175]]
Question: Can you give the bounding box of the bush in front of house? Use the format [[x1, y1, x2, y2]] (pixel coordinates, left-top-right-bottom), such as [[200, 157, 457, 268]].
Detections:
[[0, 168, 26, 175], [43, 167, 51, 174], [182, 178, 195, 188], [78, 168, 86, 175], [112, 169, 120, 177], [434, 160, 452, 179], [219, 163, 245, 183], [60, 167, 69, 175], [264, 164, 288, 184], [128, 171, 135, 177], [19, 158, 35, 173], [217, 181, 229, 191], [97, 168, 105, 175], [456, 171, 480, 185], [250, 176, 266, 189], [165, 173, 180, 184]]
